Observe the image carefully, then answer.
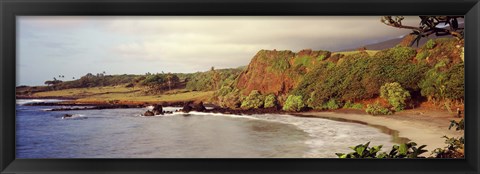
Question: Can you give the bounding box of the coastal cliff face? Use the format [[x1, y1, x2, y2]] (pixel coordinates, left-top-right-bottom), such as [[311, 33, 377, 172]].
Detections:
[[236, 49, 331, 96], [228, 37, 464, 111]]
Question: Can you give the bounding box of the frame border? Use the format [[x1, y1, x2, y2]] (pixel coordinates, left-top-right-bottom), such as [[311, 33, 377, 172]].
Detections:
[[1, 0, 479, 173]]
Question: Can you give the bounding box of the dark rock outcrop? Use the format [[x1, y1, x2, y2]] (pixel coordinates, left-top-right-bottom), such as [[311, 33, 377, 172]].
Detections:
[[193, 101, 206, 112], [143, 110, 155, 116], [182, 104, 192, 113], [152, 104, 163, 115]]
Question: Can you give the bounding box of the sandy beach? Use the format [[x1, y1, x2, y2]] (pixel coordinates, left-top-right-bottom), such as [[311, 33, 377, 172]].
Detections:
[[298, 109, 464, 153]]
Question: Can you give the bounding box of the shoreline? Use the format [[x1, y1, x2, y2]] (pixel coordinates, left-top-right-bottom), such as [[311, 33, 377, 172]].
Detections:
[[297, 110, 463, 153], [19, 97, 463, 153]]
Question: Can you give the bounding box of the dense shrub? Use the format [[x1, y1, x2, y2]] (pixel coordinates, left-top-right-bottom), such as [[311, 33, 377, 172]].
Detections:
[[55, 73, 141, 89], [365, 102, 392, 115], [380, 82, 410, 111], [140, 73, 180, 94], [241, 90, 264, 109], [293, 46, 426, 110], [323, 98, 340, 110], [187, 67, 243, 91], [264, 94, 277, 108], [419, 62, 464, 102], [216, 88, 241, 108], [282, 95, 305, 111], [343, 101, 363, 109]]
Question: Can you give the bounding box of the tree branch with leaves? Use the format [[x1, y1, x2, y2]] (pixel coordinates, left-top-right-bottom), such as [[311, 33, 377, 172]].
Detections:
[[381, 16, 464, 46]]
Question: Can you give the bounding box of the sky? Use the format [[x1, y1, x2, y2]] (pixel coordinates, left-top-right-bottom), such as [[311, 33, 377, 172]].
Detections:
[[17, 16, 419, 86]]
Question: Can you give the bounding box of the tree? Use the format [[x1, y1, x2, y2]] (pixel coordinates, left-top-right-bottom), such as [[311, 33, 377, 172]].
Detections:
[[165, 73, 180, 90], [381, 16, 464, 46]]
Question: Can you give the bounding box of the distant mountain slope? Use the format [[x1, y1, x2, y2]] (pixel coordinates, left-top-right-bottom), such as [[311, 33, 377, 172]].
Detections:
[[340, 34, 453, 51]]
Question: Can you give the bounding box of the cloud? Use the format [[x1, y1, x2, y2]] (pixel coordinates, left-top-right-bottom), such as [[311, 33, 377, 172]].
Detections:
[[18, 16, 423, 85], [103, 16, 419, 71]]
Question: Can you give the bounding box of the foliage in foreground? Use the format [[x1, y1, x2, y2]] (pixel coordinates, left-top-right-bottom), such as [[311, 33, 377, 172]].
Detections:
[[431, 119, 465, 158], [336, 142, 427, 158], [337, 119, 465, 159]]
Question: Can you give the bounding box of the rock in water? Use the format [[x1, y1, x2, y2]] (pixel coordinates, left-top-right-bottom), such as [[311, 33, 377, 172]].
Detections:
[[152, 104, 163, 115], [143, 110, 155, 116], [193, 101, 206, 112], [62, 114, 73, 119], [182, 104, 192, 113]]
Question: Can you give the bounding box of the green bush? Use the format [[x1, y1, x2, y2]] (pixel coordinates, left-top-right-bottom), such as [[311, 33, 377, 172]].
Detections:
[[380, 82, 410, 111], [343, 101, 363, 109], [217, 89, 241, 108], [241, 90, 264, 109], [365, 102, 392, 115], [425, 39, 436, 49], [264, 94, 277, 108], [323, 98, 340, 110], [282, 95, 305, 111]]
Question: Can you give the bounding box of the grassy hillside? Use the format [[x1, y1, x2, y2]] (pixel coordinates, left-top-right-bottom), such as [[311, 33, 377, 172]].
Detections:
[[33, 85, 214, 104]]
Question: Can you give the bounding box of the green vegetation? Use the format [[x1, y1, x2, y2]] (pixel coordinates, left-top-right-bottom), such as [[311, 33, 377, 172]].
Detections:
[[293, 46, 422, 109], [294, 56, 314, 67], [34, 85, 214, 103], [336, 142, 427, 158], [140, 73, 180, 94], [425, 39, 436, 49], [415, 51, 429, 61], [334, 50, 379, 57], [282, 95, 305, 111], [240, 90, 264, 109], [419, 62, 464, 104], [216, 88, 242, 108], [323, 98, 340, 110], [49, 73, 141, 90], [317, 55, 326, 61], [380, 82, 410, 111], [432, 119, 464, 158], [186, 67, 243, 91], [34, 86, 136, 98], [365, 102, 392, 115], [337, 119, 465, 159], [264, 94, 277, 108], [27, 36, 462, 114]]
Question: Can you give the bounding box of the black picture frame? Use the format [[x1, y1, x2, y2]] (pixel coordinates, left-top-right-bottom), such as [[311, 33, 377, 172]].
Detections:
[[1, 0, 479, 173]]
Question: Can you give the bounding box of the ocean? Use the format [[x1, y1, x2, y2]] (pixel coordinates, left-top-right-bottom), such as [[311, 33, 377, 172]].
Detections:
[[16, 99, 397, 158]]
